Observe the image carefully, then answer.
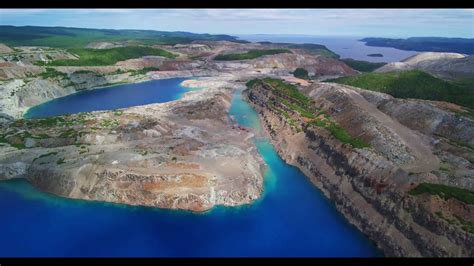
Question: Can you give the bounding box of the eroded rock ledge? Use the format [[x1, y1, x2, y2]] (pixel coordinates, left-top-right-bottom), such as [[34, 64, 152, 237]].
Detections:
[[245, 79, 473, 257], [0, 79, 264, 212]]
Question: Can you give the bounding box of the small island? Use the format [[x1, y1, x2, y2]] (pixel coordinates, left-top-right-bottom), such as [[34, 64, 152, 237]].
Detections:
[[367, 53, 384, 57]]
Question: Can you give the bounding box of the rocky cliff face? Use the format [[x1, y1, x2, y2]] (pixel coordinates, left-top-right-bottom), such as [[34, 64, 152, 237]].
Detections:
[[354, 87, 474, 147], [0, 73, 152, 120], [0, 80, 264, 212], [0, 43, 14, 54], [0, 64, 44, 80], [0, 78, 76, 120], [245, 79, 473, 257], [376, 52, 474, 81], [211, 53, 356, 78]]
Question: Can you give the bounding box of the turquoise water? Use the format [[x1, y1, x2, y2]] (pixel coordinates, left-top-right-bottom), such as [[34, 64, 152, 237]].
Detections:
[[0, 81, 382, 257]]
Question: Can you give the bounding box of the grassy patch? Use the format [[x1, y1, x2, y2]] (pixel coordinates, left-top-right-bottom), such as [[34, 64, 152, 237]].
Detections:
[[0, 130, 51, 150], [261, 78, 313, 106], [30, 116, 67, 127], [138, 150, 148, 156], [42, 46, 176, 66], [279, 98, 315, 119], [11, 143, 26, 149], [0, 134, 8, 145], [39, 68, 68, 79], [78, 145, 89, 154], [444, 136, 474, 151], [59, 128, 80, 139], [113, 110, 124, 116], [71, 70, 103, 76], [110, 69, 126, 75], [451, 107, 474, 120], [454, 215, 474, 234], [453, 77, 474, 91], [439, 163, 451, 172], [325, 120, 369, 148], [214, 49, 291, 61], [330, 70, 474, 109], [56, 158, 65, 165], [408, 183, 474, 205], [306, 115, 370, 148], [248, 78, 370, 148], [341, 59, 386, 72], [267, 100, 301, 131], [130, 67, 160, 76], [98, 119, 119, 128], [436, 212, 474, 234], [292, 68, 310, 80], [27, 114, 90, 127]]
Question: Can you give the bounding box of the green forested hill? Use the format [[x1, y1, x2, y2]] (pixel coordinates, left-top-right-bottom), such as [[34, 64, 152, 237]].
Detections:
[[214, 49, 291, 61], [361, 37, 474, 54], [340, 59, 386, 72], [0, 25, 241, 48], [38, 46, 176, 66], [330, 70, 474, 109]]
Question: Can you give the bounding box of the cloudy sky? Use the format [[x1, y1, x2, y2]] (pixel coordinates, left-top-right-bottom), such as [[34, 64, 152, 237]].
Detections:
[[1, 9, 473, 38]]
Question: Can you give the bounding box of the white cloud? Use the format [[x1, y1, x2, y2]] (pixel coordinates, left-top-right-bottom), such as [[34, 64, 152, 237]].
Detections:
[[0, 8, 472, 37], [0, 9, 48, 16]]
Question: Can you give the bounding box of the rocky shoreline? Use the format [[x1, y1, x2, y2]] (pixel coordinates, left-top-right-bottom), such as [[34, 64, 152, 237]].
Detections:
[[0, 69, 219, 121], [0, 76, 265, 212], [1, 38, 473, 256], [244, 79, 473, 257]]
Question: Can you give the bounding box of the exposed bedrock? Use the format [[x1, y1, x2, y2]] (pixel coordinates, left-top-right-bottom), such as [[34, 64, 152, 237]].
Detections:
[[0, 80, 264, 212], [245, 80, 473, 257]]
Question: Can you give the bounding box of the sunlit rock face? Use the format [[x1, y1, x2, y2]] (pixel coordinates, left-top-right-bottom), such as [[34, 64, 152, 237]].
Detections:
[[0, 78, 264, 212]]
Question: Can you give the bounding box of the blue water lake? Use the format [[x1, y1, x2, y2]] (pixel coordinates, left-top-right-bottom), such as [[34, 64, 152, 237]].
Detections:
[[25, 78, 189, 119], [0, 78, 382, 257], [238, 35, 418, 63]]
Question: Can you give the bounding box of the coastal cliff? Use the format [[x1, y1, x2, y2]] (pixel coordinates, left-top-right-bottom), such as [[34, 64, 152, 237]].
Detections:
[[244, 78, 473, 256]]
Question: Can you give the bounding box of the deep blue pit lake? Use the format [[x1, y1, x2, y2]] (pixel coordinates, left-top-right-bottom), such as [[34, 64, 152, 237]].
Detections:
[[0, 78, 382, 257], [24, 78, 189, 119]]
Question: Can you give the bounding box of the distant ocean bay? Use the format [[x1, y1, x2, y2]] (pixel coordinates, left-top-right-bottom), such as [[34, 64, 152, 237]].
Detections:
[[238, 35, 418, 63]]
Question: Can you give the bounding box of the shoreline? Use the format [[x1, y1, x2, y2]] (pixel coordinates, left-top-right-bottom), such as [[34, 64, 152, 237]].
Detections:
[[241, 87, 386, 256], [20, 71, 216, 120], [1, 75, 266, 212]]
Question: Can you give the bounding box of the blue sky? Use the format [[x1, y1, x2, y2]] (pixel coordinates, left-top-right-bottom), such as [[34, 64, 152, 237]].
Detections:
[[0, 9, 473, 38]]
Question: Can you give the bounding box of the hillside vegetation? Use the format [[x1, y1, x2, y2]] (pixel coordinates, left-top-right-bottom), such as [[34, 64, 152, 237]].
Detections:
[[292, 68, 310, 80], [330, 70, 474, 109], [257, 42, 339, 59], [246, 78, 369, 148], [38, 46, 176, 66], [453, 77, 474, 90], [214, 49, 291, 61], [409, 183, 474, 205], [0, 25, 241, 48], [341, 59, 386, 72]]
